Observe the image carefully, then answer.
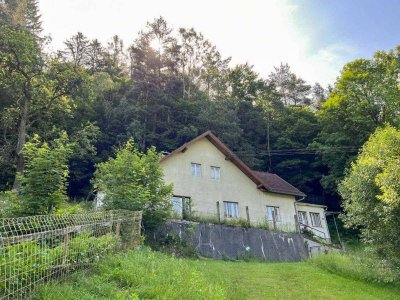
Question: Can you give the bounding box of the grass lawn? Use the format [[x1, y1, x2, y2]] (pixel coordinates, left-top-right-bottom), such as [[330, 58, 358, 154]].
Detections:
[[193, 259, 400, 300], [35, 248, 400, 300]]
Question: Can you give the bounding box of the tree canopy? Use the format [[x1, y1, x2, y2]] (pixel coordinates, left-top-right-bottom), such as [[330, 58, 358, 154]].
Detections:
[[1, 5, 400, 214], [339, 126, 400, 263]]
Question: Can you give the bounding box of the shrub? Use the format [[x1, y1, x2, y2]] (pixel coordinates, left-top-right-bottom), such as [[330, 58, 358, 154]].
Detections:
[[93, 140, 173, 230], [0, 230, 121, 299], [310, 250, 400, 285], [0, 191, 20, 218], [18, 133, 73, 215]]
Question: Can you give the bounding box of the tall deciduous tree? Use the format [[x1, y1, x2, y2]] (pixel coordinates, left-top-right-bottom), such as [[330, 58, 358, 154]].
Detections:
[[340, 126, 400, 264], [0, 26, 83, 188], [314, 50, 400, 197]]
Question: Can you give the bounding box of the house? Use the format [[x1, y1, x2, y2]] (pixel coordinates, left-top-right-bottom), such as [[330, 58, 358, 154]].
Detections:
[[160, 131, 331, 241]]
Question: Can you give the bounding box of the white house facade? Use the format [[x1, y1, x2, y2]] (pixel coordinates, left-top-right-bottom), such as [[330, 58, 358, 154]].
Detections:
[[160, 131, 331, 241]]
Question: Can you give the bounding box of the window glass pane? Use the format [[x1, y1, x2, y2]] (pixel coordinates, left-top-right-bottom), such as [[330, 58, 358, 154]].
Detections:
[[191, 163, 201, 176], [224, 201, 238, 218], [266, 206, 280, 222], [310, 213, 322, 227], [266, 207, 273, 221], [211, 166, 220, 179], [298, 211, 308, 225], [172, 197, 183, 216]]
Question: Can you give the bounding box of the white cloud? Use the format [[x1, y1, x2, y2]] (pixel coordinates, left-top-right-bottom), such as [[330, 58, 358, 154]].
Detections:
[[39, 0, 356, 86]]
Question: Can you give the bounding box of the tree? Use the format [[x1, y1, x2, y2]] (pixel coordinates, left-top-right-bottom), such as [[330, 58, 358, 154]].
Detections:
[[269, 63, 311, 106], [314, 50, 400, 198], [339, 126, 400, 264], [18, 133, 72, 215], [92, 140, 173, 229], [311, 82, 327, 110], [0, 26, 83, 188], [62, 32, 90, 68], [0, 0, 43, 36]]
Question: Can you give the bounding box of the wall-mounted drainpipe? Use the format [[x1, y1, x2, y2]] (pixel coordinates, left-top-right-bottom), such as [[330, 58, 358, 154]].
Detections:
[[294, 196, 306, 233]]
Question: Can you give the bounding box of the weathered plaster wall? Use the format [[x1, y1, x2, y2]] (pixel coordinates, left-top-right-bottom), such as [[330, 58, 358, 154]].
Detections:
[[160, 138, 297, 230], [296, 203, 331, 241], [151, 221, 309, 262]]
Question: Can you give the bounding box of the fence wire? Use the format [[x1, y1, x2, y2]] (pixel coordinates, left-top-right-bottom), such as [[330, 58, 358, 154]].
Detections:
[[0, 210, 142, 300]]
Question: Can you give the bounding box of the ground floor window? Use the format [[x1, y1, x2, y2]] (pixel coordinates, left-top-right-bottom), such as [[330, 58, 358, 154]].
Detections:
[[310, 212, 322, 227], [172, 196, 191, 218], [223, 201, 239, 218], [266, 206, 280, 224], [297, 211, 308, 225]]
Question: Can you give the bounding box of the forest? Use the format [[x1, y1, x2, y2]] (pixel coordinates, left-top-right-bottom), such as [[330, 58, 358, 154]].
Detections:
[[1, 0, 400, 213]]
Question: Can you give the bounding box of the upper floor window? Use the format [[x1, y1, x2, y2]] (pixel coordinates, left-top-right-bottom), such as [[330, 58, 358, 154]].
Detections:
[[211, 166, 220, 180], [223, 201, 239, 218], [191, 163, 202, 176], [297, 211, 308, 225], [266, 206, 280, 223], [310, 212, 322, 227]]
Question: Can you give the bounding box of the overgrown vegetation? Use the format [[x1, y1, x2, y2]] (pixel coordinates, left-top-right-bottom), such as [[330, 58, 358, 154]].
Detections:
[[18, 133, 73, 215], [35, 248, 400, 300], [311, 250, 400, 285], [0, 231, 117, 298], [93, 140, 173, 229], [35, 248, 226, 300], [340, 126, 400, 265]]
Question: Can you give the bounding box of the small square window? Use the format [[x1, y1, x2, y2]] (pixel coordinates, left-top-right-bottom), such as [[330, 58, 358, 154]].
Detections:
[[211, 166, 220, 179], [191, 163, 201, 176], [310, 212, 322, 227], [223, 201, 239, 218]]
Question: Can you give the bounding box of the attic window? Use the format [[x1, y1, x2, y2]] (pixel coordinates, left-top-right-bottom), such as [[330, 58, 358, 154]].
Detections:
[[191, 163, 202, 176], [211, 166, 220, 180]]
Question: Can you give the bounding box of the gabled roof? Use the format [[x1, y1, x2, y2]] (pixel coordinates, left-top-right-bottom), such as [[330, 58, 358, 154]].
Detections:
[[160, 131, 305, 197], [253, 171, 305, 197]]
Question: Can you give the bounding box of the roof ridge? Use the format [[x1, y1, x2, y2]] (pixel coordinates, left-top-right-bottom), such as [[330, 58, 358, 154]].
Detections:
[[160, 131, 304, 197]]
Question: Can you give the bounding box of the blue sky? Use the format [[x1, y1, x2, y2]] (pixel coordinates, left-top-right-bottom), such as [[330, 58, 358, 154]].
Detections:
[[39, 0, 400, 86], [297, 0, 400, 60]]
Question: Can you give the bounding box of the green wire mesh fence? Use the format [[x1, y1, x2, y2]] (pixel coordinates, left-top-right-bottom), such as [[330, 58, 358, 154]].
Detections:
[[0, 210, 142, 300]]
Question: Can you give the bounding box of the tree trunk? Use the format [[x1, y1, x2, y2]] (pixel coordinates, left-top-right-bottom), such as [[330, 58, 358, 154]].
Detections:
[[13, 100, 28, 190]]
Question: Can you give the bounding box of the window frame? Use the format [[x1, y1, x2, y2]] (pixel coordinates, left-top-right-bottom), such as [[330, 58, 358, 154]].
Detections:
[[210, 166, 221, 180], [172, 195, 191, 218], [266, 206, 281, 223], [310, 212, 322, 227], [191, 163, 202, 177], [297, 211, 308, 225], [223, 201, 239, 219]]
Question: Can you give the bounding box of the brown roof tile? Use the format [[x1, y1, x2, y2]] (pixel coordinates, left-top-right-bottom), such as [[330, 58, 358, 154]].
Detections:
[[253, 171, 306, 197]]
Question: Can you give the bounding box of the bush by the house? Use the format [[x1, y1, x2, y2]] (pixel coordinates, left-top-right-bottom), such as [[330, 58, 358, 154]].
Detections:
[[92, 140, 173, 229]]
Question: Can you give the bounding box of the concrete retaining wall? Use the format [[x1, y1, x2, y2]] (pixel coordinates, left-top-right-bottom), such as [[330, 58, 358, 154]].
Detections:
[[150, 220, 309, 262]]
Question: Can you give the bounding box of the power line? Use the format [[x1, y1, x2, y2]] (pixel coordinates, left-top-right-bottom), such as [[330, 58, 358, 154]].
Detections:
[[233, 147, 360, 156]]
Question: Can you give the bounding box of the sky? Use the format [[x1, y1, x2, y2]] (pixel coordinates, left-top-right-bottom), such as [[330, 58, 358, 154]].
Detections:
[[38, 0, 400, 86]]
